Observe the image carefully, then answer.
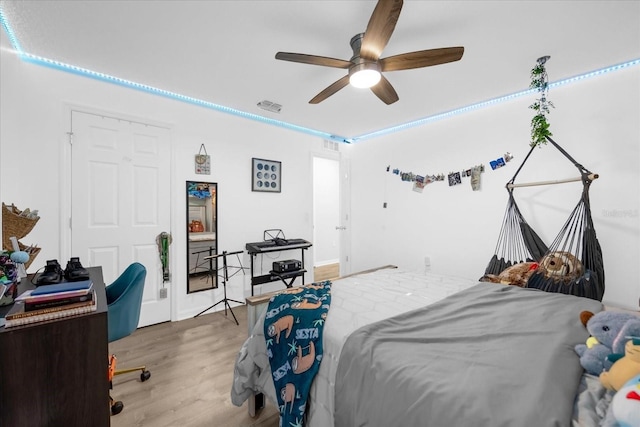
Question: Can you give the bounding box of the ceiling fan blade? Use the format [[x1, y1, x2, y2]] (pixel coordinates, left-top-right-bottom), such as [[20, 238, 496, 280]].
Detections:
[[309, 75, 351, 104], [275, 52, 352, 69], [380, 47, 464, 72], [370, 75, 399, 105], [360, 0, 403, 60]]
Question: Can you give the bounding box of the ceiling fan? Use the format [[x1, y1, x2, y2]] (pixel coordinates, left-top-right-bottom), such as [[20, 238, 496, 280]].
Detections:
[[275, 0, 464, 105]]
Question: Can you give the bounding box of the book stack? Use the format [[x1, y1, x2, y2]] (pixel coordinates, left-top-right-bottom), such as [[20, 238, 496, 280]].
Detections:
[[4, 280, 96, 328]]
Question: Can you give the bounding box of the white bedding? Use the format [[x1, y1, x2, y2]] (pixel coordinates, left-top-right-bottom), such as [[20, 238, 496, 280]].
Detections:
[[231, 268, 479, 426]]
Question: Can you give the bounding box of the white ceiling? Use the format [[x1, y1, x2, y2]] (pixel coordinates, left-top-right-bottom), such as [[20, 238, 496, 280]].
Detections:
[[1, 0, 638, 141]]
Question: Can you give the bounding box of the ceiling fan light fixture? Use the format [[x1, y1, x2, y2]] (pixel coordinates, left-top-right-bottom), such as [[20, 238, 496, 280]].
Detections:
[[349, 62, 381, 88]]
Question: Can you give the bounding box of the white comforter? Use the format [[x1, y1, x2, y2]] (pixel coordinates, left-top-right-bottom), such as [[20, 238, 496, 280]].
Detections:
[[231, 268, 479, 426]]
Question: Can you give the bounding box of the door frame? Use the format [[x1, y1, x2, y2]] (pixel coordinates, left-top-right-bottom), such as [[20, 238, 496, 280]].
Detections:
[[60, 103, 178, 322], [310, 147, 352, 278]]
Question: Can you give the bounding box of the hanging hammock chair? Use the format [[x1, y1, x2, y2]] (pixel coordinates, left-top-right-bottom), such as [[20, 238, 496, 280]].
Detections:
[[483, 136, 605, 301]]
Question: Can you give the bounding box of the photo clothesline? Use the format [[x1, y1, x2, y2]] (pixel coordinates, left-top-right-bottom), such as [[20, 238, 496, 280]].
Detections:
[[387, 152, 514, 192]]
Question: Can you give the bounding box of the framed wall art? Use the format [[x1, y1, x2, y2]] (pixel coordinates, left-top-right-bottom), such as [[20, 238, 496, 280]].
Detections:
[[252, 158, 281, 193]]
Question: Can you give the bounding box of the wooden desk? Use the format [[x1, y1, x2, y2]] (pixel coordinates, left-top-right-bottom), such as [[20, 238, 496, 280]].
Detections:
[[0, 267, 110, 427]]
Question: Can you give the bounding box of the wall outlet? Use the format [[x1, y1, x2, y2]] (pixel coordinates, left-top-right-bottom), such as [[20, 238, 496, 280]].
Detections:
[[159, 287, 168, 299]]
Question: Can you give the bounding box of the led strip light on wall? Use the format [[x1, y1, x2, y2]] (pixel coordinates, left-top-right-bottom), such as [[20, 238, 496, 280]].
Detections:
[[1, 6, 638, 144]]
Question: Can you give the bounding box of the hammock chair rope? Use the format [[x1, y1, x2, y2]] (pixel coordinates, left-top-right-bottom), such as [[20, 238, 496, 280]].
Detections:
[[484, 136, 605, 301], [507, 137, 599, 189]]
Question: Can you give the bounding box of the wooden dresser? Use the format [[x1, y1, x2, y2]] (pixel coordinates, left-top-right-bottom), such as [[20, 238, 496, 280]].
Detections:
[[0, 267, 110, 427]]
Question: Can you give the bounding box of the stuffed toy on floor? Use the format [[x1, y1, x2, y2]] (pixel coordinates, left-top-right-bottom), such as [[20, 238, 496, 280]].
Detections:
[[575, 311, 640, 376]]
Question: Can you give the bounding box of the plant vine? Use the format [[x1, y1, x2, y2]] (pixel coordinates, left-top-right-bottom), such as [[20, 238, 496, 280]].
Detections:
[[529, 56, 554, 147]]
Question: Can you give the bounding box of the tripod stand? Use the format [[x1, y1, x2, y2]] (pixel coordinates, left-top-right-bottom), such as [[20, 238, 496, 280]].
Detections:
[[194, 250, 245, 325]]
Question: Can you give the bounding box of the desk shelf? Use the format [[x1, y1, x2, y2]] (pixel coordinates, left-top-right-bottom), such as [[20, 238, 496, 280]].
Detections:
[[245, 239, 312, 296], [251, 269, 307, 286]]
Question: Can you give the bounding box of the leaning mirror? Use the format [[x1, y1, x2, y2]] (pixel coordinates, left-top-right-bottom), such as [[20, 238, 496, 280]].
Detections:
[[186, 181, 217, 293]]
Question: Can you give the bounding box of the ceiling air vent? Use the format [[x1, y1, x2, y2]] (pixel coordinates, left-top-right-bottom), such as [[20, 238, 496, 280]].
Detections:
[[257, 100, 282, 113]]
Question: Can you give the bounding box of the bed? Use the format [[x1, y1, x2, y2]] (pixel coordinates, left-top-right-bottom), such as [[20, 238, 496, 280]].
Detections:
[[231, 267, 615, 426]]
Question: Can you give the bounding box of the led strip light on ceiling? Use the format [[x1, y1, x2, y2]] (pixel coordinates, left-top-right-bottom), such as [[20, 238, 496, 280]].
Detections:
[[351, 57, 640, 143], [1, 6, 638, 144]]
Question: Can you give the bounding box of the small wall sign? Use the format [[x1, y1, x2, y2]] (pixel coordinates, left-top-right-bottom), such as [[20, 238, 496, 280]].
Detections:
[[195, 144, 211, 175]]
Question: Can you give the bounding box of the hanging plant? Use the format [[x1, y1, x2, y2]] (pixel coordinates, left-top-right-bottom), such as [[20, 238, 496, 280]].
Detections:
[[529, 56, 554, 147]]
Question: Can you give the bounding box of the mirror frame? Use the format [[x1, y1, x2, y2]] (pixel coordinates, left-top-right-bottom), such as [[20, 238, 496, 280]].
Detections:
[[186, 181, 218, 293]]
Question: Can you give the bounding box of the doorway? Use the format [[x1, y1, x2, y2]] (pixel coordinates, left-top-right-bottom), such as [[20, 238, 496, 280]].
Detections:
[[68, 109, 172, 327], [312, 155, 341, 281]]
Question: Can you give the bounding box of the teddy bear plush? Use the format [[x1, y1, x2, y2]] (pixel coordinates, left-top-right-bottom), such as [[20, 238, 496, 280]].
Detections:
[[537, 250, 584, 281], [481, 251, 586, 288], [575, 311, 640, 376]]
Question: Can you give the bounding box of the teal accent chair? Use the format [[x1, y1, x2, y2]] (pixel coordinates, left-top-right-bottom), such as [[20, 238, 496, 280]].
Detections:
[[106, 262, 151, 415]]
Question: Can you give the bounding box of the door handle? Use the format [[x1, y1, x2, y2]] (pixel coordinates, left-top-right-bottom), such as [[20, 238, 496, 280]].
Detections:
[[335, 226, 347, 230]]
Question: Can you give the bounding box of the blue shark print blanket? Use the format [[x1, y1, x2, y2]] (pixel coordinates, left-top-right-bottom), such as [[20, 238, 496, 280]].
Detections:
[[264, 281, 331, 427]]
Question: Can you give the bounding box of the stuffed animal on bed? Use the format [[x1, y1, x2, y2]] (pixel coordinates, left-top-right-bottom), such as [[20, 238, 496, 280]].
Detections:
[[575, 311, 640, 376], [609, 373, 640, 427], [600, 339, 640, 392], [480, 261, 538, 287]]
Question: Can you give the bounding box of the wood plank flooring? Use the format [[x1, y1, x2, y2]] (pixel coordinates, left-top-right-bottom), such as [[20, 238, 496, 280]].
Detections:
[[109, 265, 397, 426], [109, 304, 279, 427], [313, 262, 339, 282]]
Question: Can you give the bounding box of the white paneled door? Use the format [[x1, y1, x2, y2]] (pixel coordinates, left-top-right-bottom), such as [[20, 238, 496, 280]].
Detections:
[[70, 111, 171, 327]]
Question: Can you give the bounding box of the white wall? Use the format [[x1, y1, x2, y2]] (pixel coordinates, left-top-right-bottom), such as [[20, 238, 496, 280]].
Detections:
[[349, 67, 640, 310], [2, 38, 638, 316], [0, 45, 327, 320]]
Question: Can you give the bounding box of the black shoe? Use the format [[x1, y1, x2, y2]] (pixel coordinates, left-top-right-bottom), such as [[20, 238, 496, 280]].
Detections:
[[64, 257, 90, 282], [36, 259, 64, 286]]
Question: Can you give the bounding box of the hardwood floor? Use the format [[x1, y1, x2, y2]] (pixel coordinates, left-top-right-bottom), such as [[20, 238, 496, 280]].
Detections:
[[313, 262, 339, 282], [109, 266, 398, 426], [109, 304, 279, 427]]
